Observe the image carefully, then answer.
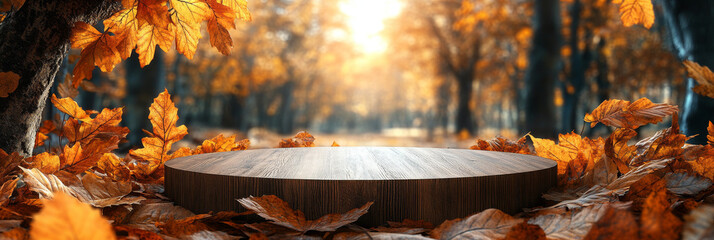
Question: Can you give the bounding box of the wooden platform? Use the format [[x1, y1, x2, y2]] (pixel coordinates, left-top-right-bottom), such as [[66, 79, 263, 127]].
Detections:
[[164, 147, 557, 226]]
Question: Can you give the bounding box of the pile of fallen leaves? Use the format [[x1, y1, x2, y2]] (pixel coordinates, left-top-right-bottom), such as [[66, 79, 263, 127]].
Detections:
[[0, 90, 713, 239]]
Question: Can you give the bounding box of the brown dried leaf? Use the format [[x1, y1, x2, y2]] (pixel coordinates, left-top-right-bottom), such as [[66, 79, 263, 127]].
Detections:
[[501, 222, 546, 240], [582, 206, 638, 240], [641, 188, 682, 240], [430, 209, 522, 239], [470, 136, 532, 154], [604, 128, 637, 174], [237, 195, 372, 232], [584, 98, 678, 129], [664, 171, 713, 196], [683, 205, 714, 240], [529, 204, 615, 240]]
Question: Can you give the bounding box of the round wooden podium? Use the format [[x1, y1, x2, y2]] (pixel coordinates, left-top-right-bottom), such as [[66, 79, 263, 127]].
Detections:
[[164, 147, 556, 226]]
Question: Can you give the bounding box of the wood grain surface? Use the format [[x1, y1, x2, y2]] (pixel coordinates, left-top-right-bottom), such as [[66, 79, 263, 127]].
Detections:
[[165, 147, 557, 226]]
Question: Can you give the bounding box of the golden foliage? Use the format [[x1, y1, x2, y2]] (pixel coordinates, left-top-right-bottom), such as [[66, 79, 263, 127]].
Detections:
[[69, 0, 252, 83], [30, 192, 116, 240]]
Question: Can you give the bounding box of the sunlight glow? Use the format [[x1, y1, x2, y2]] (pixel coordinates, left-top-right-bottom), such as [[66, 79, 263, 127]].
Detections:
[[340, 0, 402, 54]]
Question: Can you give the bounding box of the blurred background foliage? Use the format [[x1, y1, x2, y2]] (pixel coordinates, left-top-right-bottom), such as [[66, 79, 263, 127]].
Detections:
[[49, 0, 687, 149]]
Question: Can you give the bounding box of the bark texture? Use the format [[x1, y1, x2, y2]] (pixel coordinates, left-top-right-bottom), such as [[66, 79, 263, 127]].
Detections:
[[0, 0, 121, 156], [662, 0, 714, 144], [523, 0, 561, 138]]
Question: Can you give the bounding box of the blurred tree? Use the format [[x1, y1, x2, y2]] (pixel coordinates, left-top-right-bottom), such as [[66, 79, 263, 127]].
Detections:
[[661, 0, 714, 144], [522, 0, 561, 138]]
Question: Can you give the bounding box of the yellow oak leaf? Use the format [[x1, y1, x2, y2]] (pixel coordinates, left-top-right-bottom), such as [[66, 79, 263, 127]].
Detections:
[[618, 0, 654, 29], [70, 22, 122, 85], [30, 192, 116, 240], [136, 22, 175, 67], [50, 94, 93, 122], [218, 0, 252, 21]]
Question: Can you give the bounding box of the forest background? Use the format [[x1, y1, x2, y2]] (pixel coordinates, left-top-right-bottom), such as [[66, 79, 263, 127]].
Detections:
[[4, 0, 702, 151]]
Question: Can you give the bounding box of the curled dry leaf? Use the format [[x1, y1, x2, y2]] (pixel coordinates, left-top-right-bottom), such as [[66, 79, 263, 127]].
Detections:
[[30, 192, 116, 240], [0, 71, 20, 97], [470, 136, 532, 154], [194, 134, 250, 154], [237, 195, 373, 233], [683, 60, 714, 99], [631, 115, 687, 166], [604, 128, 637, 174], [641, 188, 683, 240], [279, 131, 316, 148], [430, 208, 522, 239], [583, 98, 677, 129], [683, 205, 714, 240], [528, 203, 616, 240]]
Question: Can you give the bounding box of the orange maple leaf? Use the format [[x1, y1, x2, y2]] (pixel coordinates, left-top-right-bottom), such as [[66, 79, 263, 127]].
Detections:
[[129, 89, 188, 174], [584, 98, 678, 129], [237, 195, 373, 233], [70, 22, 121, 86]]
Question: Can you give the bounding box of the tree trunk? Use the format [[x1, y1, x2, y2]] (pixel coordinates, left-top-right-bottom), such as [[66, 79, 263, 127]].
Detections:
[[522, 0, 561, 138], [455, 73, 474, 135], [0, 0, 120, 156], [662, 0, 714, 144], [124, 48, 166, 148]]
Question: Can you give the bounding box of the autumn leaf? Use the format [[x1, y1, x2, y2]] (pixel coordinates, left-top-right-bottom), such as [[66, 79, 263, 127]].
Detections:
[[584, 98, 678, 129], [129, 89, 188, 175], [71, 172, 144, 208], [136, 22, 174, 67], [218, 0, 252, 21], [206, 0, 236, 55], [683, 205, 714, 240], [194, 134, 250, 154], [169, 0, 211, 59], [70, 22, 121, 85], [616, 0, 654, 29], [30, 192, 116, 240], [529, 132, 603, 180], [582, 205, 638, 240], [24, 152, 60, 174], [664, 171, 713, 196], [621, 174, 665, 211], [331, 141, 340, 147], [50, 94, 93, 122], [0, 178, 19, 206], [237, 195, 373, 233], [96, 153, 131, 182], [0, 71, 20, 97], [470, 136, 532, 154], [430, 209, 522, 239], [640, 188, 682, 240], [604, 128, 637, 174], [529, 203, 619, 240], [501, 222, 546, 240], [0, 149, 22, 180], [279, 131, 316, 148], [630, 116, 687, 165], [683, 60, 714, 99], [20, 167, 76, 200]]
